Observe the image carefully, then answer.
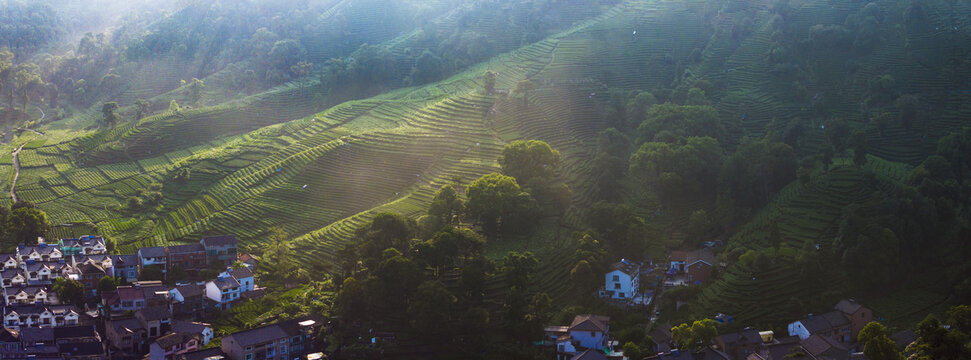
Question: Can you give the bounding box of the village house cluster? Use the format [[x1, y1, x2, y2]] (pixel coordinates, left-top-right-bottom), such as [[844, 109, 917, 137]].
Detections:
[[1, 234, 325, 360], [544, 298, 917, 360]]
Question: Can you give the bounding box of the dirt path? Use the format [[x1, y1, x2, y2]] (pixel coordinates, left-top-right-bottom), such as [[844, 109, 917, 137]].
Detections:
[[10, 143, 24, 202]]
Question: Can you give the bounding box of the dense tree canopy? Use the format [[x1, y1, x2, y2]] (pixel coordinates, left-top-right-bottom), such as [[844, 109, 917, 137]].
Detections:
[[498, 140, 561, 184], [465, 173, 537, 237]]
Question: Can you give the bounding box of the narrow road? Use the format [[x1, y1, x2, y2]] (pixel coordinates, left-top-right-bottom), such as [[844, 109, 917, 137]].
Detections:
[[10, 143, 24, 202]]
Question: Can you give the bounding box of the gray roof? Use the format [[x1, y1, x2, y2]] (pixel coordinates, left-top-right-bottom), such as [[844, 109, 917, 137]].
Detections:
[[687, 249, 715, 266], [797, 311, 848, 334], [155, 332, 196, 350], [110, 317, 145, 334], [800, 334, 848, 357], [224, 324, 289, 347], [610, 260, 638, 276], [18, 245, 61, 256], [716, 328, 762, 346], [76, 262, 106, 274], [211, 276, 240, 290], [110, 254, 138, 266], [5, 304, 77, 316], [227, 267, 254, 280], [0, 254, 15, 262], [570, 314, 609, 332], [200, 235, 237, 247], [60, 236, 104, 247], [169, 243, 206, 254], [23, 261, 65, 272], [53, 325, 98, 340], [20, 327, 54, 344], [139, 247, 167, 258], [138, 306, 171, 321], [178, 348, 226, 360], [891, 330, 918, 349], [1, 269, 24, 279], [174, 283, 205, 298], [57, 342, 104, 357], [6, 286, 50, 296], [571, 350, 608, 360], [834, 299, 864, 315], [172, 320, 210, 335]]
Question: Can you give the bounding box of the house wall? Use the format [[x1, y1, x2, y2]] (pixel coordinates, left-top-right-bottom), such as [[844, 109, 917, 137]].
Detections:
[[568, 330, 604, 350], [787, 321, 811, 340], [687, 262, 712, 283], [603, 270, 637, 299], [846, 308, 872, 340]]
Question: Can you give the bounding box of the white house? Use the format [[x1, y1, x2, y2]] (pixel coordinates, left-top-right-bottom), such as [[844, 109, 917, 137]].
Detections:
[[172, 320, 214, 345], [3, 286, 54, 305], [600, 259, 639, 300], [138, 247, 168, 272], [568, 314, 610, 350], [2, 305, 79, 330], [16, 244, 62, 262], [219, 267, 255, 292], [205, 275, 241, 310], [1, 254, 18, 270], [1, 269, 26, 288], [72, 255, 114, 275]]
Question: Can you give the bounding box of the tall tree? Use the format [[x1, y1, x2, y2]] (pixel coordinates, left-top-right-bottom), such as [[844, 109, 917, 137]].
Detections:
[[858, 322, 903, 360], [0, 48, 13, 109], [134, 99, 151, 120], [53, 278, 85, 307], [671, 319, 718, 351], [13, 63, 41, 112], [101, 102, 118, 128], [465, 173, 537, 236], [428, 185, 463, 225], [514, 79, 535, 108], [6, 207, 50, 245], [498, 140, 561, 184]]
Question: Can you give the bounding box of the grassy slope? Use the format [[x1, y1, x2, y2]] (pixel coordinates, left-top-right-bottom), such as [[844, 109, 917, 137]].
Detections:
[[2, 0, 967, 329]]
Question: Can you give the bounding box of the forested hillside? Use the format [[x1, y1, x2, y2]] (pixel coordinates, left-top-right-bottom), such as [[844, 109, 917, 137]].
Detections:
[[0, 0, 968, 358]]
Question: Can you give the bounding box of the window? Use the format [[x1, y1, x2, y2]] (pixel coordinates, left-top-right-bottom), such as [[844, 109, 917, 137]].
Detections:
[[246, 354, 253, 360], [612, 275, 619, 281], [246, 347, 253, 351], [590, 332, 596, 337], [280, 345, 287, 354], [266, 347, 276, 356], [613, 283, 621, 289], [620, 292, 625, 298], [861, 312, 866, 318]]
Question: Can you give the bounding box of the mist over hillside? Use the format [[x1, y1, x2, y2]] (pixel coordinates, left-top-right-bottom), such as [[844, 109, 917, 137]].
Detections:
[[0, 0, 968, 359]]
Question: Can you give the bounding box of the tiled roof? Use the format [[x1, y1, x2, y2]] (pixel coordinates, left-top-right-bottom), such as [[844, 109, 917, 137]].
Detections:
[[0, 328, 19, 342], [610, 259, 638, 276], [20, 327, 54, 344], [211, 276, 240, 290], [110, 317, 145, 334], [799, 334, 847, 356], [178, 348, 226, 360], [172, 320, 210, 336], [834, 299, 864, 315], [169, 244, 206, 254], [57, 342, 104, 356], [155, 332, 196, 349], [18, 245, 61, 256], [174, 283, 205, 298], [571, 349, 608, 360], [200, 235, 237, 247], [223, 324, 288, 347], [1, 269, 24, 279], [227, 267, 254, 280], [139, 247, 167, 258], [138, 306, 171, 321], [569, 314, 609, 332], [53, 325, 98, 340], [687, 249, 715, 266], [110, 254, 138, 266]]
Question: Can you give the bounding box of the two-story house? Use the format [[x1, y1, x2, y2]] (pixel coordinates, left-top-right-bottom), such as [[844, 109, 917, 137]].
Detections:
[[110, 254, 140, 283], [106, 317, 149, 356], [22, 261, 65, 283], [787, 311, 852, 343], [3, 286, 55, 305], [545, 314, 611, 357], [167, 244, 207, 272], [834, 299, 872, 340], [200, 235, 238, 267], [220, 316, 322, 360], [1, 269, 26, 288], [3, 305, 79, 329], [72, 255, 114, 275], [138, 247, 168, 274], [53, 325, 106, 360], [103, 285, 149, 313], [172, 321, 214, 345], [685, 249, 714, 283], [221, 267, 255, 292], [600, 259, 639, 300], [76, 263, 107, 296], [16, 243, 62, 263], [714, 328, 763, 359], [204, 275, 240, 310], [58, 236, 107, 256], [0, 328, 23, 358], [0, 254, 18, 270], [169, 284, 206, 318], [149, 332, 201, 360], [136, 306, 172, 339]]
